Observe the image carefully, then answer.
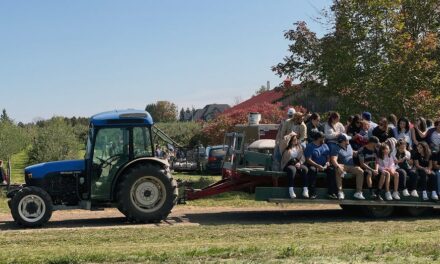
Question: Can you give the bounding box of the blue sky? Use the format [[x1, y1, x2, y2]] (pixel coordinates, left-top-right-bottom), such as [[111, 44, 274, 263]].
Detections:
[[0, 0, 331, 123]]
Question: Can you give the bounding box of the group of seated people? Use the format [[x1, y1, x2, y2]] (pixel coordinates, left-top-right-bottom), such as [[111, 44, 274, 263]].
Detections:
[[276, 109, 440, 202]]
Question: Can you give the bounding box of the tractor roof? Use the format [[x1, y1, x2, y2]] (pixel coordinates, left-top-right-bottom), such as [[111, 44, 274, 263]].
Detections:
[[90, 109, 153, 126]]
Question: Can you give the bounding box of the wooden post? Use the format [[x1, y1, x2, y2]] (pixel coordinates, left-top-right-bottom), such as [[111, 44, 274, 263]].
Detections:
[[7, 157, 11, 186]]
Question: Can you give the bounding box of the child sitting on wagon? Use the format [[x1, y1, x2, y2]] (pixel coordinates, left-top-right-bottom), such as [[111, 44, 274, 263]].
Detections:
[[377, 144, 400, 201]]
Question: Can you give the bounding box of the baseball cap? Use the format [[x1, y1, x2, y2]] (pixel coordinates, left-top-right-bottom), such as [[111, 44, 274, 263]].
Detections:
[[287, 108, 296, 115], [337, 133, 351, 143], [362, 112, 372, 121]]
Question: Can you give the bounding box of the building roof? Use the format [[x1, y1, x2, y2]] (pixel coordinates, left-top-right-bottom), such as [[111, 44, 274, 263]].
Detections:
[[193, 104, 230, 121], [91, 109, 153, 126], [224, 89, 285, 114]]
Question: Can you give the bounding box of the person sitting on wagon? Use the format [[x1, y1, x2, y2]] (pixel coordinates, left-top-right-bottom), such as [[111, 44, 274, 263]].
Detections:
[[394, 139, 416, 198], [425, 119, 440, 153], [304, 131, 334, 199], [306, 112, 324, 144], [324, 111, 345, 152], [280, 133, 308, 199], [330, 134, 365, 200], [357, 136, 384, 200], [372, 117, 394, 143], [377, 143, 399, 201], [432, 150, 440, 195], [413, 142, 439, 201]]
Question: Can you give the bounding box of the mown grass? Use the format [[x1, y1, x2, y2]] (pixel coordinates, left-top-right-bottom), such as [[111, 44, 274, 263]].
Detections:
[[1, 218, 440, 263], [9, 149, 28, 184]]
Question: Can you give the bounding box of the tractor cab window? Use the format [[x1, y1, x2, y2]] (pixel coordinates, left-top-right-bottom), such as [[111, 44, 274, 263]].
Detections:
[[91, 127, 130, 200], [133, 126, 153, 158]]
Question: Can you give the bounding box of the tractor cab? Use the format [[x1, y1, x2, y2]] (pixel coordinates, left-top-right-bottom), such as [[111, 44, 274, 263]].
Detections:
[[86, 110, 157, 201], [8, 110, 177, 227]]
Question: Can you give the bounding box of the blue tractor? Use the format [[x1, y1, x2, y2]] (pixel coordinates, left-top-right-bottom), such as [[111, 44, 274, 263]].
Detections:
[[7, 110, 178, 227]]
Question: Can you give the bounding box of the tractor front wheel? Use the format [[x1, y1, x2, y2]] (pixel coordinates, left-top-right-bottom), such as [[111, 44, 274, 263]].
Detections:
[[10, 186, 53, 227], [117, 163, 177, 223]]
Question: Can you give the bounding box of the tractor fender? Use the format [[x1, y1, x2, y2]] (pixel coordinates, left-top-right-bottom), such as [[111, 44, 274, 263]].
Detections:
[[110, 157, 169, 201], [6, 185, 25, 199]]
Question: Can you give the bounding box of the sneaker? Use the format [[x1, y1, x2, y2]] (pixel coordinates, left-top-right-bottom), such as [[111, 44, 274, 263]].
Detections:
[[310, 194, 317, 199], [328, 193, 338, 199], [354, 192, 365, 200], [410, 190, 419, 198], [385, 191, 393, 201], [376, 193, 384, 201], [431, 191, 439, 201], [392, 191, 401, 200], [338, 191, 345, 200], [289, 187, 296, 199], [369, 189, 377, 199], [302, 188, 309, 198], [422, 191, 429, 201], [1, 181, 7, 185], [402, 189, 410, 197]]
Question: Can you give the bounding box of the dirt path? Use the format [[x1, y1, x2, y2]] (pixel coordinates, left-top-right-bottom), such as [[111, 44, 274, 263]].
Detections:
[[2, 204, 438, 232], [0, 204, 346, 231]]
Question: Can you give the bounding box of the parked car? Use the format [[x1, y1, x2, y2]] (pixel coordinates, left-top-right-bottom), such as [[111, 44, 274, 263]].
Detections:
[[202, 145, 228, 174]]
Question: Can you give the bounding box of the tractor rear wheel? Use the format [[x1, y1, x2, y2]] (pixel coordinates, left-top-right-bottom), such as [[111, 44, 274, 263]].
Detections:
[[10, 186, 53, 227], [117, 163, 177, 223]]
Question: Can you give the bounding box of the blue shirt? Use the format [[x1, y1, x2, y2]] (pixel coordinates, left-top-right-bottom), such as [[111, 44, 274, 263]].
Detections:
[[330, 144, 355, 166], [304, 143, 330, 166]]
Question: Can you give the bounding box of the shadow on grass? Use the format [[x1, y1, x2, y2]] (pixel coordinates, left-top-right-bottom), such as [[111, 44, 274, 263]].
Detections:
[[1, 207, 439, 231]]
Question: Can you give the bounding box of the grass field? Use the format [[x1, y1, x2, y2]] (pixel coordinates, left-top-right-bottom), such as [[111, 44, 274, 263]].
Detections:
[[1, 215, 440, 263], [2, 154, 440, 263]]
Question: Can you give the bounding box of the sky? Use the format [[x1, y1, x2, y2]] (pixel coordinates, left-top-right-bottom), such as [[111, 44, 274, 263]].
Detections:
[[0, 0, 332, 123]]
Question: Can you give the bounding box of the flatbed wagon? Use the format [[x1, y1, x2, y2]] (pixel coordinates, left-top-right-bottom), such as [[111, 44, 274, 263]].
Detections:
[[185, 132, 440, 218]]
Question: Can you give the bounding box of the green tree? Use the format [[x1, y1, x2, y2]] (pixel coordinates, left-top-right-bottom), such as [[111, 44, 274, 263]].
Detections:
[[145, 101, 178, 122], [273, 0, 440, 119], [0, 121, 29, 160], [28, 117, 81, 164], [255, 85, 268, 95], [179, 108, 185, 122], [155, 121, 203, 147], [0, 109, 13, 124]]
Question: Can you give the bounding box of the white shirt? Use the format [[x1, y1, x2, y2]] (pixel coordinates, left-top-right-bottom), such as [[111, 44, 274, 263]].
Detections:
[[324, 122, 345, 143], [290, 148, 299, 159], [393, 128, 412, 146]]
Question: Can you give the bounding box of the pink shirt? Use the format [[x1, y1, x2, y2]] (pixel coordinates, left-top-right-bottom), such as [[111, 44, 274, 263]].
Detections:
[[378, 155, 396, 171]]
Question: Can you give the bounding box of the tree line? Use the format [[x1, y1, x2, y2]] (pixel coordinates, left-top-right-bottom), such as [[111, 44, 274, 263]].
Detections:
[[0, 109, 89, 164]]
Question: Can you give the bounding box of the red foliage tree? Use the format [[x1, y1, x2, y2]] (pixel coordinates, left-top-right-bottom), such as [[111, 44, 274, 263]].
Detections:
[[202, 102, 306, 145]]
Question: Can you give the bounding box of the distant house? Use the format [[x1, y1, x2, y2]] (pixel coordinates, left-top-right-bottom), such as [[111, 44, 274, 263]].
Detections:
[[182, 104, 230, 122]]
